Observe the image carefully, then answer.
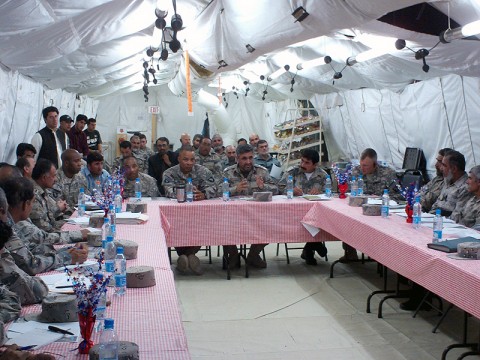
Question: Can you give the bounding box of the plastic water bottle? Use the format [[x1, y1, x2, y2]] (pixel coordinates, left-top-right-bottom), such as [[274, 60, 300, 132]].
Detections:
[[134, 178, 141, 199], [433, 208, 443, 242], [94, 180, 102, 197], [350, 176, 358, 196], [381, 189, 390, 218], [286, 175, 294, 199], [222, 178, 230, 201], [77, 188, 86, 216], [95, 275, 107, 331], [104, 237, 116, 284], [324, 175, 332, 198], [357, 175, 364, 196], [108, 204, 116, 240], [114, 190, 122, 213], [98, 318, 118, 360], [102, 218, 110, 245], [114, 247, 127, 296], [186, 178, 194, 203], [413, 195, 422, 229]]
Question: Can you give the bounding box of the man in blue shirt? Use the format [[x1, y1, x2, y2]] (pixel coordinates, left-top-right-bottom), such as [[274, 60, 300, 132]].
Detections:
[[254, 140, 281, 174], [81, 152, 110, 193]]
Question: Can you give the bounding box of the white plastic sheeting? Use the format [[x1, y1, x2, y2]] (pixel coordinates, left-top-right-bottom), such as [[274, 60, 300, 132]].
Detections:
[[311, 74, 480, 178]]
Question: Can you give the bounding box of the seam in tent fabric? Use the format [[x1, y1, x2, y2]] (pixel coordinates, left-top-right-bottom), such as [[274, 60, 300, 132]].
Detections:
[[439, 77, 455, 149], [460, 76, 477, 164]]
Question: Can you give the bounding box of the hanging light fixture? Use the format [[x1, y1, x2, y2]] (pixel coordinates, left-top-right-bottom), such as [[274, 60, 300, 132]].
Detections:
[[440, 20, 480, 43], [346, 48, 387, 66], [267, 65, 290, 81]]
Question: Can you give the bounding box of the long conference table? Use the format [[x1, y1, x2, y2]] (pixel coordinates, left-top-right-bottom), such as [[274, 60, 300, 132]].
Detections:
[[23, 201, 190, 360], [21, 196, 480, 358]]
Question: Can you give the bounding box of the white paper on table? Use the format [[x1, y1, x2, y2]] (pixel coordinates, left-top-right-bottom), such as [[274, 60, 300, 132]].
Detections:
[[420, 216, 455, 223], [66, 216, 90, 225], [301, 194, 332, 201], [272, 195, 287, 200], [442, 227, 480, 239], [6, 320, 80, 349], [367, 199, 398, 206], [270, 164, 282, 179], [85, 210, 104, 216], [54, 260, 99, 272], [301, 222, 320, 237]]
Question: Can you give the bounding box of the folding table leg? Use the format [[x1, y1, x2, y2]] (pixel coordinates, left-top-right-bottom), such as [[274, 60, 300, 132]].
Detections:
[[366, 265, 395, 313], [441, 311, 477, 360]]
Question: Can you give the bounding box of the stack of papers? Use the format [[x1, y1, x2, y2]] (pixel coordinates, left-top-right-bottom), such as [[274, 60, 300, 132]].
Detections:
[[7, 320, 80, 349]]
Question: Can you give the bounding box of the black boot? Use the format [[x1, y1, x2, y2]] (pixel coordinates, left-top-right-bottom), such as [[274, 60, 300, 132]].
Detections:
[[399, 283, 432, 311], [301, 244, 317, 265], [314, 242, 328, 258]]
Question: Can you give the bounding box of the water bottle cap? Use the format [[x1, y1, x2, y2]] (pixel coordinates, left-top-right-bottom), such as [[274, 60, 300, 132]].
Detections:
[[352, 176, 356, 180], [187, 178, 192, 183], [136, 178, 140, 182], [224, 177, 228, 182], [80, 188, 84, 193], [383, 189, 388, 194], [109, 204, 114, 209], [103, 218, 109, 223], [106, 235, 114, 242], [104, 318, 114, 329], [116, 246, 124, 254], [436, 208, 441, 215], [288, 175, 293, 180], [326, 175, 330, 179]]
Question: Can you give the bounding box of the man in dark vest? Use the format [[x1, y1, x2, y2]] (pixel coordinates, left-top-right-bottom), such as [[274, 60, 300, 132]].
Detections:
[[31, 106, 65, 168]]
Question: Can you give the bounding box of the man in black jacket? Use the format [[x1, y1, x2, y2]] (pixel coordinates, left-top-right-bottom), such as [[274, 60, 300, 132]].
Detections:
[[31, 106, 64, 168], [148, 137, 178, 196]]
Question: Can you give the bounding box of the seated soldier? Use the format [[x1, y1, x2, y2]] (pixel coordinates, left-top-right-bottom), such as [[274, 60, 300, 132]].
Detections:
[[419, 148, 452, 212], [450, 165, 480, 230], [278, 149, 328, 265], [15, 157, 35, 179], [30, 159, 70, 232], [342, 148, 401, 262], [1, 177, 88, 275], [223, 144, 278, 269], [195, 136, 224, 185], [113, 140, 146, 173], [163, 146, 217, 275], [430, 150, 472, 216], [122, 157, 159, 198], [55, 149, 88, 208], [0, 218, 48, 305]]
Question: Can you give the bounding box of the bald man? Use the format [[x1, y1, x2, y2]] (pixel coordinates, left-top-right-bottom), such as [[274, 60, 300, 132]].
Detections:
[[55, 149, 88, 208], [175, 133, 191, 152]]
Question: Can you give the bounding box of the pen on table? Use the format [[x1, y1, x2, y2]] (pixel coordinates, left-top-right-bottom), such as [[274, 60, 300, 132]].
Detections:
[[19, 345, 37, 350], [55, 285, 74, 289], [48, 325, 74, 336]]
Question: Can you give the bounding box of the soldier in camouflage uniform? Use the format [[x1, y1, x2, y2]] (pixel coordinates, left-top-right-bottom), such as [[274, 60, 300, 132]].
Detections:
[[131, 134, 148, 173], [0, 220, 48, 305], [162, 146, 217, 275], [212, 134, 228, 165], [431, 150, 472, 216], [1, 177, 88, 275], [56, 149, 89, 208], [138, 133, 155, 158], [420, 148, 452, 212], [0, 285, 21, 324], [30, 159, 68, 232], [113, 140, 146, 173], [223, 144, 278, 269], [278, 149, 328, 265], [122, 156, 159, 198], [223, 145, 237, 169], [254, 140, 281, 174], [14, 218, 87, 246], [450, 165, 480, 230], [195, 136, 224, 185], [345, 148, 401, 262]]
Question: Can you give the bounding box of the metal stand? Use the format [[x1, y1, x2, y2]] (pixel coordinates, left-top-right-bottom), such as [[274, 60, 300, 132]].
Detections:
[[441, 311, 477, 360]]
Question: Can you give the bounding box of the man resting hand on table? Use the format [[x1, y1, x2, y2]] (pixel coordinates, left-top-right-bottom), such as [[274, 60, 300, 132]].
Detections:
[[223, 144, 278, 269], [162, 146, 217, 275]]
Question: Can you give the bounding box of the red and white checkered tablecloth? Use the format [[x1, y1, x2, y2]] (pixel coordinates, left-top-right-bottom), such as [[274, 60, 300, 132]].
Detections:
[[21, 202, 190, 359], [302, 198, 480, 320], [160, 197, 338, 247]]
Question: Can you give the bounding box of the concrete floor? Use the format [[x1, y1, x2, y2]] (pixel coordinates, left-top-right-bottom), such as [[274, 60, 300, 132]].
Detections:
[[173, 242, 480, 360]]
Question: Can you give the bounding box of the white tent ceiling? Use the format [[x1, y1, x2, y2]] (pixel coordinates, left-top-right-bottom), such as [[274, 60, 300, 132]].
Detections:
[[2, 0, 480, 100]]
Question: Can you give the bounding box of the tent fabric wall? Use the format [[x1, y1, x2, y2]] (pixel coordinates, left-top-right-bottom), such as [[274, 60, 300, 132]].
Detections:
[[0, 65, 98, 164], [311, 74, 480, 178]]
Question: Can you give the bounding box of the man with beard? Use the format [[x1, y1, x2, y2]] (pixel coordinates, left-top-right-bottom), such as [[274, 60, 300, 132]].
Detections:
[[162, 146, 217, 275], [278, 149, 328, 265], [211, 134, 227, 162], [450, 165, 480, 229], [192, 134, 202, 150], [223, 144, 278, 269], [430, 150, 472, 216], [148, 137, 178, 195], [223, 145, 237, 169], [55, 149, 88, 208], [419, 148, 452, 212], [175, 133, 192, 153]]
